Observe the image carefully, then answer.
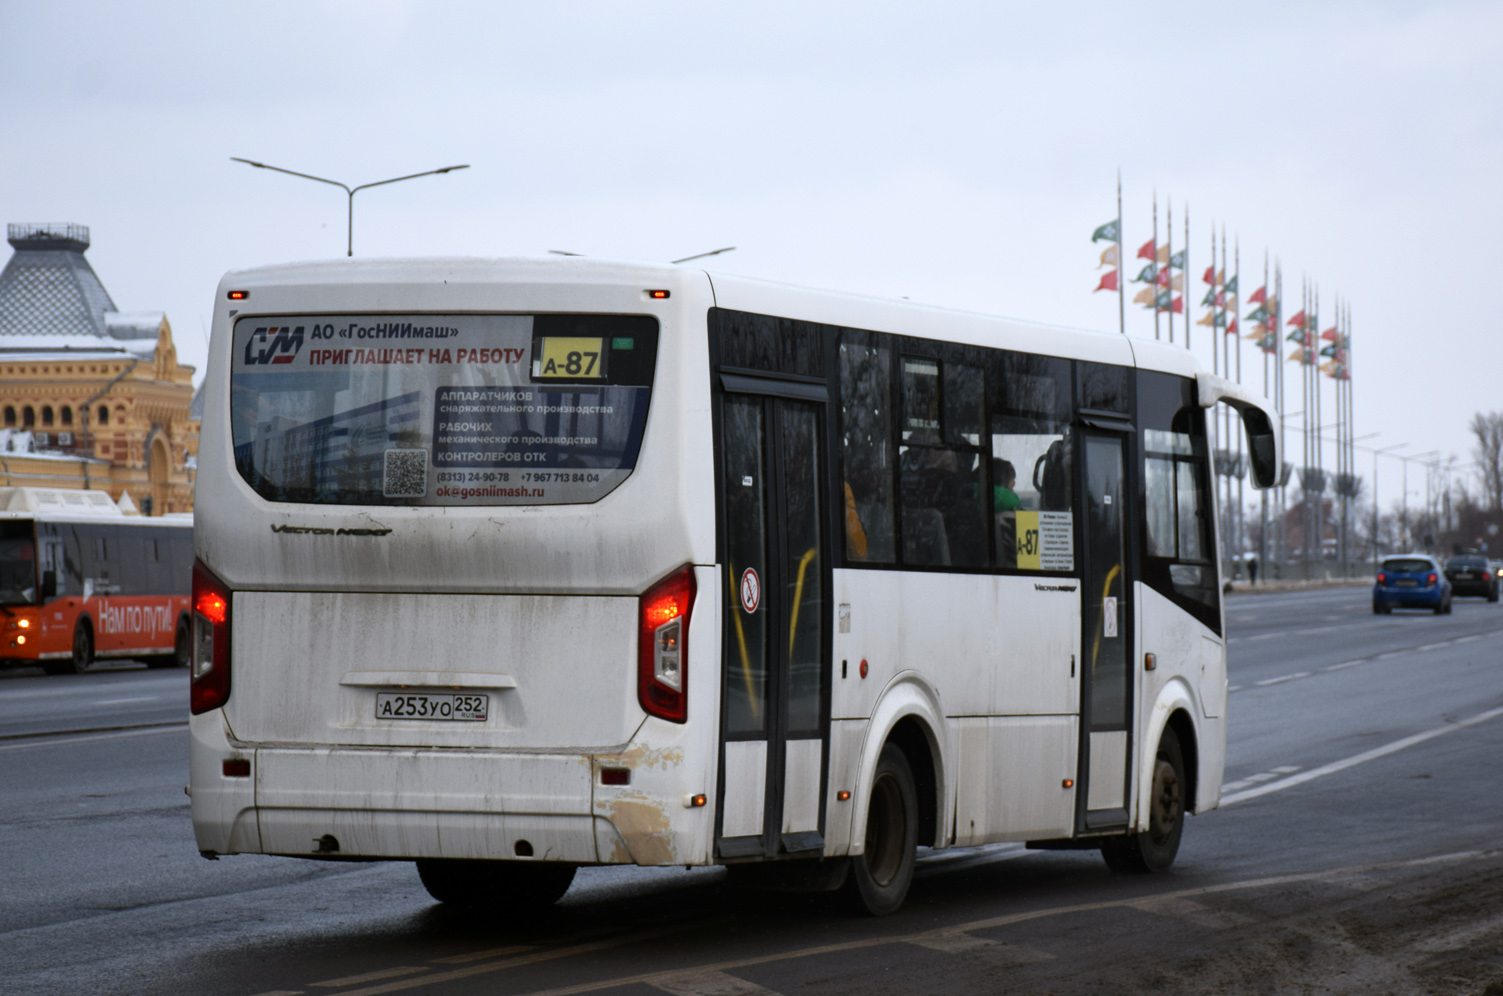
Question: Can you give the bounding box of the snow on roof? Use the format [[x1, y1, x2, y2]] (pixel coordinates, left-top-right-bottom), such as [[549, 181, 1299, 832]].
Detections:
[[103, 311, 165, 340]]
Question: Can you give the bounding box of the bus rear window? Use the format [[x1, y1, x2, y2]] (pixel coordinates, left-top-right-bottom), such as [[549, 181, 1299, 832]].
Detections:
[[230, 314, 658, 506]]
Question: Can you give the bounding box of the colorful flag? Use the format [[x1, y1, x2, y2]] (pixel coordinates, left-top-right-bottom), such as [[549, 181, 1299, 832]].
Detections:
[[1132, 263, 1158, 283], [1171, 296, 1184, 314], [1202, 265, 1217, 285], [1287, 309, 1307, 329], [1092, 220, 1120, 242], [1094, 270, 1119, 293], [1223, 275, 1238, 295], [1288, 347, 1316, 364], [1257, 333, 1278, 354], [1170, 273, 1184, 292], [1156, 268, 1170, 287], [1169, 249, 1186, 269], [1197, 311, 1216, 327], [1247, 286, 1267, 305], [1215, 310, 1229, 328], [1099, 244, 1119, 268], [1133, 286, 1156, 305], [1226, 318, 1238, 336], [1153, 289, 1173, 310], [1156, 245, 1170, 265], [1137, 238, 1157, 261], [1246, 304, 1270, 323], [1320, 326, 1339, 340], [1200, 288, 1216, 307]]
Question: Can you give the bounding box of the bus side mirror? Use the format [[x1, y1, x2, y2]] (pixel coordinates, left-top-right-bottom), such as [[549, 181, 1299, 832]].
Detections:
[[1242, 410, 1279, 490], [41, 570, 57, 600]]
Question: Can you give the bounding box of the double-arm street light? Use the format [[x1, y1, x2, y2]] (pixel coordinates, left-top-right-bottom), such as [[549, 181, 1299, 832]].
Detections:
[[231, 158, 470, 256]]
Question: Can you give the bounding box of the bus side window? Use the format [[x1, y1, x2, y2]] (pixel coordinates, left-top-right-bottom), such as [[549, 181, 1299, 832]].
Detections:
[[837, 335, 896, 564], [898, 356, 987, 568], [990, 416, 1075, 571], [1138, 370, 1219, 631]]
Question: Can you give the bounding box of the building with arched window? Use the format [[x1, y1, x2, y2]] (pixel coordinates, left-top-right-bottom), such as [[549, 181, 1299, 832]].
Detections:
[[0, 223, 198, 513]]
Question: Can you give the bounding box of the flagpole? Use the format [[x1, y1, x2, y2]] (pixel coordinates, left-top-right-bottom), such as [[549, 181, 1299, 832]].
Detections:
[[1153, 192, 1161, 341], [1184, 206, 1192, 351], [1260, 248, 1270, 580], [1234, 238, 1243, 574], [1117, 171, 1126, 337], [1167, 200, 1174, 345]]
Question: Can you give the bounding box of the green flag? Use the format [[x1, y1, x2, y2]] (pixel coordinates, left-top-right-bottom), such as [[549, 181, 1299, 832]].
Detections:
[[1092, 220, 1119, 243], [1132, 263, 1158, 283], [1153, 289, 1173, 310], [1201, 288, 1218, 307], [1223, 275, 1238, 295], [1214, 310, 1228, 328], [1246, 304, 1269, 323], [1169, 249, 1186, 269]]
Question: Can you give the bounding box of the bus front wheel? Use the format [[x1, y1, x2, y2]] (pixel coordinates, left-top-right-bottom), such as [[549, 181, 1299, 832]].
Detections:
[[848, 743, 918, 916], [416, 859, 575, 910], [1101, 727, 1185, 874]]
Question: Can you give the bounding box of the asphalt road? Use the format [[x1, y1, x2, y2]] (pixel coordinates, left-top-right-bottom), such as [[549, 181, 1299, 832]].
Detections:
[[3, 585, 1502, 996]]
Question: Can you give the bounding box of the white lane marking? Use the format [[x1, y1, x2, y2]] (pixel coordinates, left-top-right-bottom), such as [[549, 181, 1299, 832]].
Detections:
[[431, 945, 536, 966], [1245, 772, 1278, 783], [1455, 635, 1483, 644], [1271, 766, 1300, 774], [1221, 707, 1503, 806], [313, 967, 428, 988], [1228, 685, 1243, 692], [1254, 672, 1310, 686], [1322, 659, 1367, 671], [247, 991, 305, 996], [1418, 642, 1452, 652], [651, 970, 780, 996], [1127, 896, 1257, 930], [92, 696, 158, 706], [0, 724, 186, 751]]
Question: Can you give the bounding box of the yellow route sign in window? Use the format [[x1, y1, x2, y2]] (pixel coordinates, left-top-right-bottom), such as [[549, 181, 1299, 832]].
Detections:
[[533, 337, 605, 379]]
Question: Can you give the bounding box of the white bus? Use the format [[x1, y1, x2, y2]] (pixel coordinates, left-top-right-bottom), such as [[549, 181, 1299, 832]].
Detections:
[[189, 258, 1278, 915]]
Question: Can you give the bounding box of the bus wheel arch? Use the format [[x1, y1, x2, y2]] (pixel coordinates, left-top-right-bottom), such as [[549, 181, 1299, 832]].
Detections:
[[1139, 679, 1202, 818], [849, 674, 947, 855]]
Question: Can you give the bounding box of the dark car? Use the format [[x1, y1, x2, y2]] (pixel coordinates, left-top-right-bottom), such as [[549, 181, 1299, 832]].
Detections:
[[1443, 554, 1499, 601], [1373, 555, 1452, 614]]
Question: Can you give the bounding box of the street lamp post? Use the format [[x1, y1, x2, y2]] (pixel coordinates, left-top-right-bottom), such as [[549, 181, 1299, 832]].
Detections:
[[231, 158, 470, 256], [1373, 442, 1408, 566]]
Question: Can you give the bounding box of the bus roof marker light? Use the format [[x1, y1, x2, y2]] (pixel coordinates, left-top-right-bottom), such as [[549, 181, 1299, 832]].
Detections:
[[647, 289, 670, 299], [227, 290, 249, 300]]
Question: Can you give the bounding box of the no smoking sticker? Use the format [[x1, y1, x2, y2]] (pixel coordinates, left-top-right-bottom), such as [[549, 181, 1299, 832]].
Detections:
[[740, 567, 760, 614]]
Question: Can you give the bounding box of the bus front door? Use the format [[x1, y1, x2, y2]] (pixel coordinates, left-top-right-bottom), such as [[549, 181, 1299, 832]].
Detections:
[[1078, 430, 1134, 831], [716, 388, 830, 861]]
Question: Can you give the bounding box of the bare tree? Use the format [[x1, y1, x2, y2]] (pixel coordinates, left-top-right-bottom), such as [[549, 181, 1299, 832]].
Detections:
[[1470, 411, 1503, 511]]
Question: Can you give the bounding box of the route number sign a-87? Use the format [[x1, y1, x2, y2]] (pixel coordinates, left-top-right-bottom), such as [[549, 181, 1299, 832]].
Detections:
[[533, 337, 605, 379]]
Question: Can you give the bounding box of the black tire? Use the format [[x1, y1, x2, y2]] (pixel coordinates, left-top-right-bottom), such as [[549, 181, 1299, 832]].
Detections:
[[416, 859, 575, 909], [52, 620, 94, 675], [1372, 602, 1383, 615], [147, 620, 191, 669], [1101, 727, 1186, 874], [848, 743, 918, 916]]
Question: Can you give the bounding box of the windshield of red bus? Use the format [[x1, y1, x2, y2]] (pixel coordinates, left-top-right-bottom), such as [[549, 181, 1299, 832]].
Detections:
[[0, 524, 37, 605]]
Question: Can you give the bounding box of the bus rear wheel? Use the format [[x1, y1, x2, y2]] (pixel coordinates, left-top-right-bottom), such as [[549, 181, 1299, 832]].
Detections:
[[1101, 727, 1185, 874], [848, 743, 918, 916], [148, 620, 191, 669], [416, 859, 576, 910]]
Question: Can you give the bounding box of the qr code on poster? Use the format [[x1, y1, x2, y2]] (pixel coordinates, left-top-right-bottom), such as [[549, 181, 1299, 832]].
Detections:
[[382, 448, 428, 498]]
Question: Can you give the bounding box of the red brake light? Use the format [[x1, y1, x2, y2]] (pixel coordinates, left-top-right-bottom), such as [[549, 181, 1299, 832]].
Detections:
[[1427, 573, 1438, 586], [191, 559, 233, 715], [1376, 573, 1387, 584], [1484, 572, 1492, 581], [638, 566, 695, 723]]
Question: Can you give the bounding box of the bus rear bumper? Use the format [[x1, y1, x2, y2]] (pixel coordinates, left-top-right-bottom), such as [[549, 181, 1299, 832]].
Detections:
[[190, 715, 706, 866]]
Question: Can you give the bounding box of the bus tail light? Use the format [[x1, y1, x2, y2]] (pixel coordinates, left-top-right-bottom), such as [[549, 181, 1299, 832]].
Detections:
[[191, 559, 232, 715], [638, 566, 695, 723]]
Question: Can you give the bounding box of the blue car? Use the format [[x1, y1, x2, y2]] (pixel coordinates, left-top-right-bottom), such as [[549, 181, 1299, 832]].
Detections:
[[1373, 555, 1452, 614]]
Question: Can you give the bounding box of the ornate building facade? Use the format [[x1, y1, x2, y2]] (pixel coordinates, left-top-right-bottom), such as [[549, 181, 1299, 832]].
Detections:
[[0, 223, 198, 513]]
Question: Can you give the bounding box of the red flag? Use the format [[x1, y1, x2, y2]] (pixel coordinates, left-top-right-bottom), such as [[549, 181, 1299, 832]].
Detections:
[[1215, 291, 1226, 307], [1202, 265, 1216, 285], [1247, 286, 1267, 305], [1137, 239, 1157, 261], [1320, 326, 1338, 340], [1094, 270, 1119, 293], [1171, 296, 1184, 314], [1287, 309, 1307, 329], [1225, 318, 1238, 336], [1156, 268, 1170, 287]]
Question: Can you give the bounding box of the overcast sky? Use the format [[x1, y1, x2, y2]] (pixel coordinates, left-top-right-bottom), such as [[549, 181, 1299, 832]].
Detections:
[[3, 1, 1498, 514]]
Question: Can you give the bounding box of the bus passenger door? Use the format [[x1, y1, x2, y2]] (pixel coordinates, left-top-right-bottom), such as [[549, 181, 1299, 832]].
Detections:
[[1077, 430, 1134, 831], [716, 385, 830, 861]]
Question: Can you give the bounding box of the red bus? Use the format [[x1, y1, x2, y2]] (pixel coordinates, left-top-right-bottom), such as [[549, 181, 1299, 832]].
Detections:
[[0, 488, 192, 675]]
